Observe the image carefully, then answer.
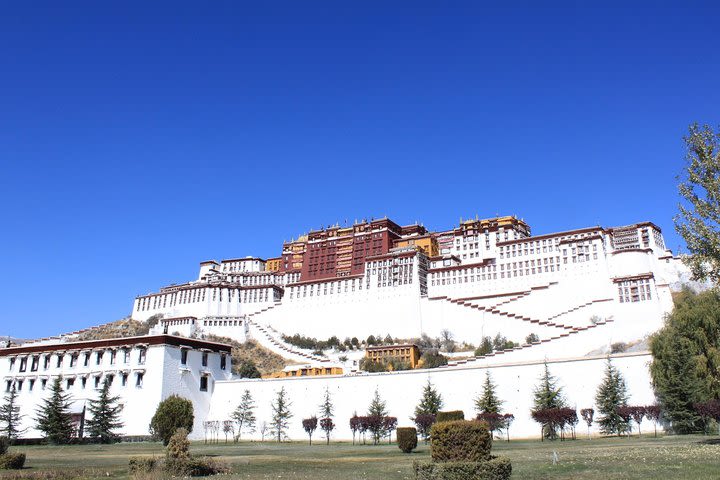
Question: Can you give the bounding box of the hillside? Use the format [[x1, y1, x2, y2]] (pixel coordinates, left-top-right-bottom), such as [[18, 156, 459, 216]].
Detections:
[[205, 334, 295, 376], [75, 318, 151, 341]]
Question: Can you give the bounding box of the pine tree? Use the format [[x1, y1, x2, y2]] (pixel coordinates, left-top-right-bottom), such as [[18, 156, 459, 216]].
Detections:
[[232, 389, 256, 441], [0, 386, 25, 440], [595, 358, 630, 436], [475, 371, 502, 414], [35, 376, 75, 444], [85, 378, 123, 443], [531, 362, 566, 440], [270, 387, 292, 442], [318, 387, 335, 445], [367, 389, 388, 445], [413, 379, 443, 417], [533, 363, 566, 411]]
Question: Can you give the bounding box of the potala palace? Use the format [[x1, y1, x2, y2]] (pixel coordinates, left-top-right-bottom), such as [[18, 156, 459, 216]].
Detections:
[[1, 215, 692, 441]]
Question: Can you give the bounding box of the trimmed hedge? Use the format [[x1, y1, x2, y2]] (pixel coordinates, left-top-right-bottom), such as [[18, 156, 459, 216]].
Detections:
[[430, 420, 491, 463], [397, 427, 418, 453], [436, 411, 465, 423], [0, 452, 26, 470], [413, 457, 512, 480], [128, 456, 157, 474]]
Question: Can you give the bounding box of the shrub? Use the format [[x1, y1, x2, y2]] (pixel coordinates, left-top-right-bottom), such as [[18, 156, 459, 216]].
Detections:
[[0, 437, 8, 455], [149, 395, 194, 445], [166, 428, 190, 460], [165, 456, 231, 476], [430, 420, 491, 463], [128, 456, 157, 474], [436, 411, 465, 423], [414, 457, 512, 480], [419, 352, 448, 369], [0, 452, 26, 470], [397, 427, 418, 453]]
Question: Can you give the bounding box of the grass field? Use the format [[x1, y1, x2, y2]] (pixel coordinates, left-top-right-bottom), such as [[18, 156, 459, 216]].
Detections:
[[2, 435, 719, 479]]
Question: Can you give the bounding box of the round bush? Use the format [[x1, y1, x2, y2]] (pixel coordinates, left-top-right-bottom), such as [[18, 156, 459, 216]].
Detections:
[[149, 395, 194, 445], [430, 420, 491, 463], [0, 452, 26, 470], [436, 411, 465, 423], [128, 456, 157, 474], [397, 427, 418, 453]]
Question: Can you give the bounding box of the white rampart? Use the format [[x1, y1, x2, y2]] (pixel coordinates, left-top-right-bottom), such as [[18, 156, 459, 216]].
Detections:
[[206, 352, 658, 441]]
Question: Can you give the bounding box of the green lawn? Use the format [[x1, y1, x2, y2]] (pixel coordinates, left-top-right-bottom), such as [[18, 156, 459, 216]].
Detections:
[[2, 435, 719, 479]]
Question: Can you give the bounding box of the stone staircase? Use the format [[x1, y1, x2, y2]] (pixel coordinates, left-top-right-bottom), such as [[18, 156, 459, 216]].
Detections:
[[246, 316, 330, 364]]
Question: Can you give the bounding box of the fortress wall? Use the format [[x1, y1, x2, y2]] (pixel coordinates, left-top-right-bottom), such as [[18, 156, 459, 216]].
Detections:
[[205, 352, 658, 441]]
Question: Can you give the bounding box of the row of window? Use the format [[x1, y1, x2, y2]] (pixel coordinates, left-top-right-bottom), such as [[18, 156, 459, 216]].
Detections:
[[6, 371, 145, 393], [618, 279, 653, 303], [10, 348, 146, 373]]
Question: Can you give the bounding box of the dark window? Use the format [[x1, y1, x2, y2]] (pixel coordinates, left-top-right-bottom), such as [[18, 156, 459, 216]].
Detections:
[[136, 372, 144, 387], [110, 351, 116, 365], [67, 378, 75, 389], [5, 381, 10, 392], [41, 379, 47, 389], [121, 373, 128, 386], [29, 379, 35, 391], [17, 380, 23, 391], [31, 356, 39, 371], [201, 353, 208, 367], [199, 376, 208, 391], [138, 349, 146, 364], [56, 355, 63, 368], [94, 376, 101, 388], [220, 355, 226, 371], [96, 352, 103, 365], [81, 377, 87, 389], [70, 354, 78, 368], [9, 358, 15, 370], [84, 353, 90, 367], [19, 358, 27, 372], [181, 349, 188, 365], [106, 374, 114, 386]]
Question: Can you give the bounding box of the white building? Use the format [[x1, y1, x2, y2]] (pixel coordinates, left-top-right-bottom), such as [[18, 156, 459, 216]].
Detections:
[[4, 215, 693, 441], [0, 335, 232, 438]]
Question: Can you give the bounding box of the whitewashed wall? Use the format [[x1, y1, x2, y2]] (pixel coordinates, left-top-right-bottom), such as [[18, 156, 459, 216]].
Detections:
[[205, 352, 658, 441]]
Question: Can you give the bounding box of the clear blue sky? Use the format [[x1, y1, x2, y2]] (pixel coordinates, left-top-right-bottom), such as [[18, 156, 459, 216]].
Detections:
[[1, 2, 718, 338]]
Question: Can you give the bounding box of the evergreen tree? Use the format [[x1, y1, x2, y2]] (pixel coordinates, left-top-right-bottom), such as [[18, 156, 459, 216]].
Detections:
[[318, 387, 335, 445], [85, 378, 123, 443], [533, 363, 566, 411], [35, 377, 75, 444], [232, 389, 256, 441], [531, 363, 566, 440], [650, 289, 720, 433], [475, 371, 502, 414], [367, 388, 389, 444], [368, 388, 388, 418], [413, 379, 443, 417], [0, 385, 25, 441], [595, 358, 630, 436], [270, 387, 292, 442]]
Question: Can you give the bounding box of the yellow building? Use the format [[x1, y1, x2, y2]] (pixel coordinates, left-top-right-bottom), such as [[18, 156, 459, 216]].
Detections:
[[394, 235, 438, 257], [265, 257, 282, 272], [365, 344, 421, 368]]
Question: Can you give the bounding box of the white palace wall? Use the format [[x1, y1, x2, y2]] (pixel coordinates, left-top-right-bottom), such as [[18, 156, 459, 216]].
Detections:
[[206, 352, 658, 441]]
